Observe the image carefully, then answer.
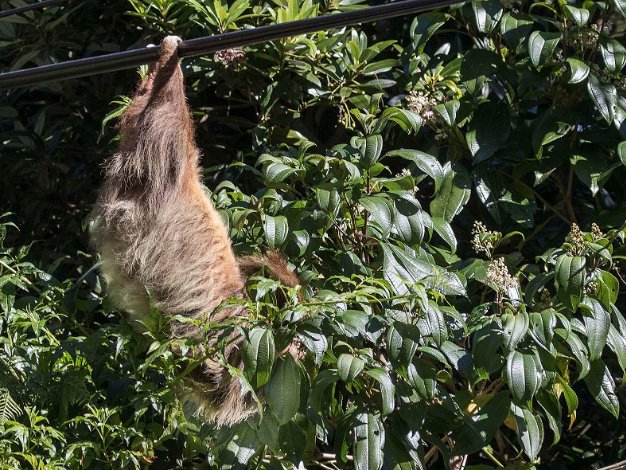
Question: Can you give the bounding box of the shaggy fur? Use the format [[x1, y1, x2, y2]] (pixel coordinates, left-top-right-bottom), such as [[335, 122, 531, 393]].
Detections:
[[90, 36, 298, 427]]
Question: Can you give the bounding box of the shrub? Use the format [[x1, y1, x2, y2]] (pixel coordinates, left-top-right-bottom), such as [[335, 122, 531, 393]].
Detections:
[[0, 0, 625, 467]]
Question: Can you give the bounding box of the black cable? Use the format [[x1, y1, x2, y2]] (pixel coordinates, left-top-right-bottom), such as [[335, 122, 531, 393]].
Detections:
[[0, 0, 67, 19], [0, 0, 462, 90]]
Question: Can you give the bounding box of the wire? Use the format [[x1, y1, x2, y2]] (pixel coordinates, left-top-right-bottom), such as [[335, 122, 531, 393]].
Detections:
[[0, 0, 67, 19], [0, 0, 462, 90]]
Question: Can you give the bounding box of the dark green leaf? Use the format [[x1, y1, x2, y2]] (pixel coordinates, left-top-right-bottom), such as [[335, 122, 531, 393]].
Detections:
[[554, 254, 585, 311], [587, 74, 617, 124], [365, 368, 395, 416], [511, 403, 544, 461], [470, 0, 503, 34], [528, 31, 561, 67], [386, 149, 444, 189], [264, 215, 289, 248], [242, 327, 276, 389], [584, 359, 620, 418], [465, 102, 511, 162], [337, 353, 365, 383], [266, 355, 301, 425], [507, 350, 540, 402], [566, 58, 590, 84], [563, 5, 589, 25], [354, 412, 385, 470], [500, 11, 534, 49], [581, 298, 610, 361], [452, 392, 510, 455], [360, 196, 393, 238]]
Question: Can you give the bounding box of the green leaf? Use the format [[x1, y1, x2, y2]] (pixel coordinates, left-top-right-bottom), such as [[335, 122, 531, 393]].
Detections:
[[607, 325, 626, 372], [434, 100, 460, 126], [242, 327, 275, 389], [362, 58, 398, 76], [410, 12, 448, 51], [393, 196, 425, 245], [600, 38, 626, 73], [465, 101, 511, 162], [470, 0, 503, 34], [571, 153, 619, 196], [382, 243, 433, 295], [566, 58, 590, 84], [386, 149, 444, 190], [537, 390, 562, 445], [507, 350, 540, 402], [528, 31, 561, 67], [556, 374, 579, 417], [580, 298, 610, 361], [0, 388, 21, 425], [611, 0, 626, 18], [474, 164, 506, 224], [500, 11, 534, 49], [563, 5, 589, 26], [310, 370, 339, 412], [407, 359, 437, 399], [501, 311, 529, 352], [354, 134, 384, 168], [364, 368, 395, 416], [461, 49, 504, 81], [554, 254, 585, 311], [473, 326, 504, 375], [263, 214, 289, 248], [618, 141, 626, 165], [452, 392, 511, 455], [360, 196, 393, 239], [417, 301, 448, 346], [531, 309, 556, 346], [266, 355, 301, 425], [264, 162, 298, 184], [431, 217, 457, 253], [431, 163, 471, 221], [219, 422, 259, 468], [511, 403, 544, 462], [563, 332, 591, 379], [337, 353, 365, 383], [440, 341, 474, 380], [379, 107, 422, 134], [587, 74, 617, 124], [584, 359, 620, 418], [354, 412, 385, 470], [387, 322, 419, 368], [596, 271, 619, 308], [316, 185, 341, 213]]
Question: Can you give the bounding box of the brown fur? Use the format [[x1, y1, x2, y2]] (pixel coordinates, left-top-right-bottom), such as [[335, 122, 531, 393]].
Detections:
[[90, 36, 298, 427]]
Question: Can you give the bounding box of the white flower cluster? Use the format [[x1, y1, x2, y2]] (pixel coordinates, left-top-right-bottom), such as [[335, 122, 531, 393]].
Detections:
[[406, 91, 437, 122]]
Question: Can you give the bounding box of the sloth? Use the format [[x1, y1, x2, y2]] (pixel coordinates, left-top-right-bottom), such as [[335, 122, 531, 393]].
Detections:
[[90, 36, 299, 427]]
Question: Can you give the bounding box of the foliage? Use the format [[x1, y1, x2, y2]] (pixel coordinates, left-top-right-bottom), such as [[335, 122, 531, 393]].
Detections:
[[1, 0, 626, 468]]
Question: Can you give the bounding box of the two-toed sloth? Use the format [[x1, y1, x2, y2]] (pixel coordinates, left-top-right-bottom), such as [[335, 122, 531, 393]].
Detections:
[[90, 36, 299, 427]]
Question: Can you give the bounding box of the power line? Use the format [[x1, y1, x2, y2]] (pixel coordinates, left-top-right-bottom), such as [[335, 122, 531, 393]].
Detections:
[[0, 0, 67, 19], [0, 0, 461, 90]]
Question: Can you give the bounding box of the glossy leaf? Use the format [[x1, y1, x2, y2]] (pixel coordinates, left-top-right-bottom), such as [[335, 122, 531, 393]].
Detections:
[[584, 359, 620, 418], [266, 355, 302, 424], [242, 327, 276, 389], [337, 353, 365, 383], [354, 412, 385, 470], [528, 31, 561, 67], [507, 350, 540, 402], [554, 254, 585, 311], [511, 403, 544, 462]]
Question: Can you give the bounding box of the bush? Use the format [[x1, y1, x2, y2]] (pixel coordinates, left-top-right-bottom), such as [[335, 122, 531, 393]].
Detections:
[[1, 0, 625, 467]]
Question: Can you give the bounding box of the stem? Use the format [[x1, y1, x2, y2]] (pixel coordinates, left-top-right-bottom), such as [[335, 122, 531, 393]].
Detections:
[[483, 446, 504, 467], [565, 165, 577, 223]]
